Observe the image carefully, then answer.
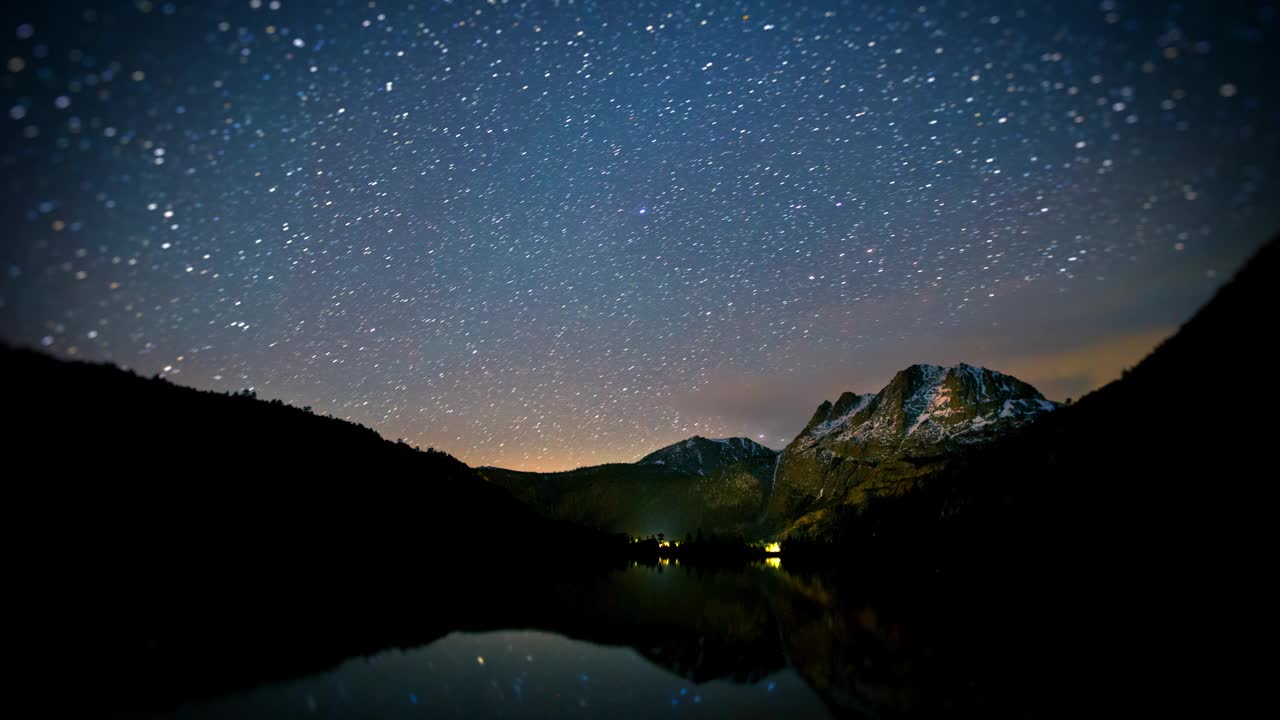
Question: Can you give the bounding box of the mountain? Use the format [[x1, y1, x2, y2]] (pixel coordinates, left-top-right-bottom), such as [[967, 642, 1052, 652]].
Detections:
[[774, 236, 1278, 575], [637, 435, 777, 474], [763, 363, 1058, 536], [481, 436, 779, 537], [796, 363, 1055, 449], [479, 364, 1055, 541]]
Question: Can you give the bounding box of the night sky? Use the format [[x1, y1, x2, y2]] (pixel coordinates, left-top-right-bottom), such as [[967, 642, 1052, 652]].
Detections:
[[2, 1, 1277, 471]]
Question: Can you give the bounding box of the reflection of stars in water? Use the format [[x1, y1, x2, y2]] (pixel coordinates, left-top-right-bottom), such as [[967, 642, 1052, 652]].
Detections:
[[673, 684, 706, 706]]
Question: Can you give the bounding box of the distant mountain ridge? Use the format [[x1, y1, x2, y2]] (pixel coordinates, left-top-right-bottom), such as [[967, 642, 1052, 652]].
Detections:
[[481, 436, 779, 537], [638, 435, 776, 474]]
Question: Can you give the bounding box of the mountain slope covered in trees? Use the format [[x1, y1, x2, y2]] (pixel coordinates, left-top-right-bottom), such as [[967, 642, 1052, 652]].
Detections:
[[2, 346, 619, 590], [480, 436, 778, 538]]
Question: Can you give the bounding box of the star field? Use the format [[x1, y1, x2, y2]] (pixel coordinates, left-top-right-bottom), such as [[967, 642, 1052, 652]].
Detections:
[[3, 1, 1278, 470]]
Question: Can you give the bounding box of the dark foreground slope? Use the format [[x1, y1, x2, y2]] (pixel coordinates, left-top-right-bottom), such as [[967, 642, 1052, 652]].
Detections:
[[1, 346, 622, 582]]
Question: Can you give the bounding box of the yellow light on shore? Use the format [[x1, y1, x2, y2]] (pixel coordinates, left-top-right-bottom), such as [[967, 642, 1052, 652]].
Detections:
[[764, 542, 782, 553]]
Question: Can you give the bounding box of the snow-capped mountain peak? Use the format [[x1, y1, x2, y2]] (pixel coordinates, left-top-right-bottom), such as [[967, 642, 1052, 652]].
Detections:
[[795, 363, 1057, 451], [761, 363, 1058, 536], [637, 435, 778, 475]]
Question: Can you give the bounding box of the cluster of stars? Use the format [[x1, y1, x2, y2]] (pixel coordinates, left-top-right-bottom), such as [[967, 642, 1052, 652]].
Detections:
[[1, 1, 1277, 470]]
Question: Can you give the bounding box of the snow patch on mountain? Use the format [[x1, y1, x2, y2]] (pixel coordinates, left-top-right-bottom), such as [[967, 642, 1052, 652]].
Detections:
[[809, 394, 876, 439], [637, 435, 778, 475], [793, 363, 1058, 453]]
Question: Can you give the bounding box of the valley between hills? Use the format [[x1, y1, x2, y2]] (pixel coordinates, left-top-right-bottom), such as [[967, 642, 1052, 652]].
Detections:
[[4, 236, 1274, 564], [5, 237, 1272, 720]]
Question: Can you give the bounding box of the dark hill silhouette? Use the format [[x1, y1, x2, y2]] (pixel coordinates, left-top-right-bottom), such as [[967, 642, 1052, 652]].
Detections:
[[1, 346, 623, 591]]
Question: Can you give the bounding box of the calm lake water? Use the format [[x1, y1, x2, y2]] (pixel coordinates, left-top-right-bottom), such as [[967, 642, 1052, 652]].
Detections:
[[157, 629, 829, 719], [115, 560, 1054, 719]]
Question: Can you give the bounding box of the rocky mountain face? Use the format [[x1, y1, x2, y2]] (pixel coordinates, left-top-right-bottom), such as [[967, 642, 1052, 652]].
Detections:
[[480, 437, 779, 538], [762, 363, 1057, 537], [637, 436, 777, 474]]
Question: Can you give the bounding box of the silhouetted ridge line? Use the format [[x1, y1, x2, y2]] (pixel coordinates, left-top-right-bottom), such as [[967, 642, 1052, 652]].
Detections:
[[1, 345, 624, 587]]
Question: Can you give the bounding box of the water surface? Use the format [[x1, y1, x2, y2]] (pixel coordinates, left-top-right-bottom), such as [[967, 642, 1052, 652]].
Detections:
[[114, 561, 1055, 719], [161, 628, 827, 719]]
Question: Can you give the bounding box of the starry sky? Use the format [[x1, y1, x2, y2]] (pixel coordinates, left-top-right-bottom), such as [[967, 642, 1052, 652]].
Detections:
[[2, 1, 1277, 471]]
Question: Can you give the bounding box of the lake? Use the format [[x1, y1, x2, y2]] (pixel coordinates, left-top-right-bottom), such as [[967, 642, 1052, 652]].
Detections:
[[107, 560, 1065, 719]]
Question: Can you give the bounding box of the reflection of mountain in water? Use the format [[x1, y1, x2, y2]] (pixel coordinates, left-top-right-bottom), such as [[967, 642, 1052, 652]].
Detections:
[[479, 564, 790, 686], [101, 563, 1049, 719]]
